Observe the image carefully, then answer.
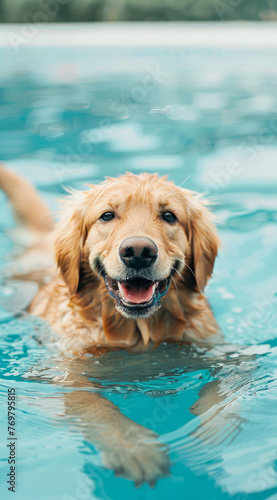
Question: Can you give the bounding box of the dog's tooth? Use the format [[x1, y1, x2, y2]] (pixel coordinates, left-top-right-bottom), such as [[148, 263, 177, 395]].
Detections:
[[118, 282, 124, 296]]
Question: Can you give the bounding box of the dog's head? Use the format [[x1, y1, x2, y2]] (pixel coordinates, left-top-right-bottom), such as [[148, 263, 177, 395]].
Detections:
[[54, 173, 220, 319]]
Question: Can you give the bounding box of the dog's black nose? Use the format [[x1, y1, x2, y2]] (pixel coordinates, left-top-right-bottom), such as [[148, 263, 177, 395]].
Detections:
[[119, 237, 158, 269]]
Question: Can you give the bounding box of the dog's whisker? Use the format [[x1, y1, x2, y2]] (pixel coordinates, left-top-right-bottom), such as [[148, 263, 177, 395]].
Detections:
[[171, 174, 192, 196], [171, 266, 184, 281], [171, 276, 179, 298], [184, 262, 198, 286], [163, 174, 192, 204], [97, 265, 104, 280]]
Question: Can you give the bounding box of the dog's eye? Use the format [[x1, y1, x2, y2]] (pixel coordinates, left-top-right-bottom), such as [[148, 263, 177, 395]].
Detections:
[[162, 211, 177, 224], [100, 212, 115, 222]]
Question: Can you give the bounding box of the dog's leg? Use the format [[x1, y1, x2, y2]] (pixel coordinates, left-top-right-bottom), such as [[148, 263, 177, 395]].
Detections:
[[28, 361, 170, 486], [63, 390, 170, 486]]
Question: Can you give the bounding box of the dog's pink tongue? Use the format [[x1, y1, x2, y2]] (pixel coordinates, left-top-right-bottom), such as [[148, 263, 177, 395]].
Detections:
[[119, 282, 155, 304]]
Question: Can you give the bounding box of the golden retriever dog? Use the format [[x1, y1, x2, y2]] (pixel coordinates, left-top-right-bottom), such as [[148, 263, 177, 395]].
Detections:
[[0, 165, 221, 354], [0, 164, 223, 485]]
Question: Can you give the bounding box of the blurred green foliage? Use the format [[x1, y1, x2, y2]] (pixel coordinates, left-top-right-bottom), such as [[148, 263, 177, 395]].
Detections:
[[0, 0, 276, 22]]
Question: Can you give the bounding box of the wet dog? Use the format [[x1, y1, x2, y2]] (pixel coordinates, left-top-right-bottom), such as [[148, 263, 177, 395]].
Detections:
[[0, 166, 221, 354], [0, 165, 224, 485]]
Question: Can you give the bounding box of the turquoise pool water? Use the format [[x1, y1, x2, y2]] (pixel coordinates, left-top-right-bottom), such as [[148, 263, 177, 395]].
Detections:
[[1, 42, 277, 500]]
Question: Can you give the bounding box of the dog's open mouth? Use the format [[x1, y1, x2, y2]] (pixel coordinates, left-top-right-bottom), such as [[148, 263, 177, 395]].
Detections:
[[101, 272, 171, 318]]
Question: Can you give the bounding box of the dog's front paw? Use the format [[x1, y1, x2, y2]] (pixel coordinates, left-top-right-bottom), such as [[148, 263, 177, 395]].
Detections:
[[101, 428, 171, 486]]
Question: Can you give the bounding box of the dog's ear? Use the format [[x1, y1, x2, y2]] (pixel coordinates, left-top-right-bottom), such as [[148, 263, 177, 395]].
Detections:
[[54, 193, 87, 296], [185, 195, 220, 293]]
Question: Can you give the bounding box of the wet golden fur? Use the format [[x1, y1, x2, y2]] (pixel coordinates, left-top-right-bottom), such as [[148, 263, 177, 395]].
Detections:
[[24, 172, 221, 354], [0, 166, 226, 485]]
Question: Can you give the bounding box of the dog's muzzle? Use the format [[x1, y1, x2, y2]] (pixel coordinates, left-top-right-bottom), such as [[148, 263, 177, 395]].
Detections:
[[99, 237, 172, 318]]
